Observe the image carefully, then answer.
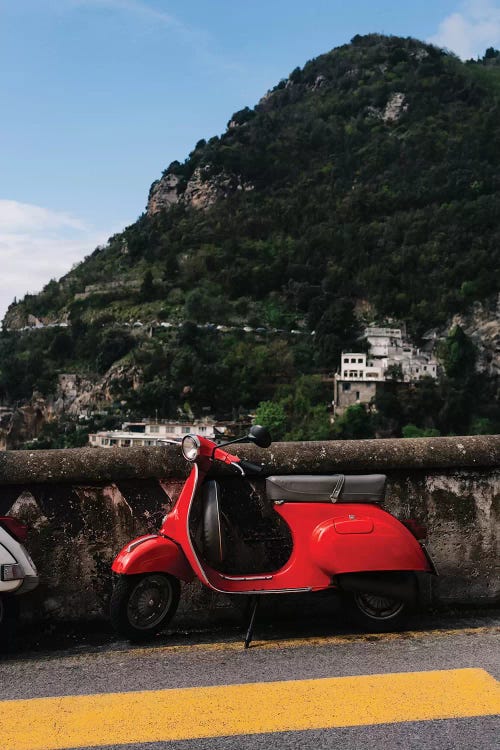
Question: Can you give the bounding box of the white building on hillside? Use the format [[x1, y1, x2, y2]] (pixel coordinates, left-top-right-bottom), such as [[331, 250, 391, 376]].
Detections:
[[334, 325, 439, 417], [364, 326, 438, 381], [364, 326, 404, 356], [89, 419, 227, 448], [340, 353, 384, 381]]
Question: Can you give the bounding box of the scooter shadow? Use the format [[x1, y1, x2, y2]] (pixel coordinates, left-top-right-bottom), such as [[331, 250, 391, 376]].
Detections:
[[3, 590, 422, 660], [227, 590, 401, 642]]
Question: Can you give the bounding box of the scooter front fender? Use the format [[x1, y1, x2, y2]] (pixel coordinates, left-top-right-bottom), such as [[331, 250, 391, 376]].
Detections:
[[112, 534, 194, 581]]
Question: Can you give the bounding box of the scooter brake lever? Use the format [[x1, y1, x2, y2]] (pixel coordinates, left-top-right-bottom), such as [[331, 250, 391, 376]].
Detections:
[[230, 462, 246, 477]]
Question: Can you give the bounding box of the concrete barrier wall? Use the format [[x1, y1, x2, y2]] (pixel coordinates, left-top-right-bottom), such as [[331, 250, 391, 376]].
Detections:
[[0, 435, 498, 625]]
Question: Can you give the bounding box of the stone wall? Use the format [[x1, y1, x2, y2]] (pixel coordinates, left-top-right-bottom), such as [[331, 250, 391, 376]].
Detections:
[[0, 435, 498, 625]]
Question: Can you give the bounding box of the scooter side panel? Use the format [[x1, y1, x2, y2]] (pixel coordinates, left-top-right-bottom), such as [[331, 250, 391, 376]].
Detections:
[[310, 504, 432, 575], [185, 501, 431, 594], [112, 535, 195, 581]]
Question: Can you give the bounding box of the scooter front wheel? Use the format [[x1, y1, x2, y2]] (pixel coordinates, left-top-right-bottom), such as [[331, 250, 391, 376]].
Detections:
[[110, 573, 180, 642], [341, 591, 408, 632]]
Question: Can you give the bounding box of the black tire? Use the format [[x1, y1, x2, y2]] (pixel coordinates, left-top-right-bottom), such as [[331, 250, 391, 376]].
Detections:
[[0, 595, 19, 653], [110, 574, 180, 642], [202, 480, 226, 566], [340, 590, 409, 632]]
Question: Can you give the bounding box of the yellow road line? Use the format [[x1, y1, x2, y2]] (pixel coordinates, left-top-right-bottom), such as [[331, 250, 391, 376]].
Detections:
[[118, 624, 500, 659], [2, 668, 499, 750]]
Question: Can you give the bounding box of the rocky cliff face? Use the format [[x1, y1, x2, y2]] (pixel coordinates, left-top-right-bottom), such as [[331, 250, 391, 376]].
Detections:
[[452, 295, 500, 379], [147, 165, 254, 216], [0, 397, 49, 450], [53, 365, 143, 417], [0, 364, 144, 449], [147, 173, 182, 215]]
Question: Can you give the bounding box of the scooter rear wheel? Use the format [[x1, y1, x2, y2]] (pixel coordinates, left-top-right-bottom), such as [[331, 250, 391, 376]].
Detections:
[[110, 573, 180, 642], [341, 591, 408, 632]]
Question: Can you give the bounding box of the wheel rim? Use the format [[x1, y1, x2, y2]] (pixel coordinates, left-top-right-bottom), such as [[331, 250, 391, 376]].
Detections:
[[354, 593, 405, 621], [126, 575, 173, 631]]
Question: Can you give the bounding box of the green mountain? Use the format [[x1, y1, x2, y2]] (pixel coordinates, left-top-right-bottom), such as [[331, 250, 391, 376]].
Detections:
[[2, 34, 500, 439]]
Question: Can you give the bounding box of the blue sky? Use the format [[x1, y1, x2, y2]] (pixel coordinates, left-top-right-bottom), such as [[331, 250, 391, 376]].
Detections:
[[1, 0, 500, 320]]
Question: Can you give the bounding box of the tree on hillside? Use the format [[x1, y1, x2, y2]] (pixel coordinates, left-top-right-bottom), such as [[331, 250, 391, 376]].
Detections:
[[439, 326, 476, 380], [96, 330, 134, 373], [254, 401, 287, 441], [140, 270, 155, 301], [402, 424, 441, 438], [332, 404, 374, 440], [385, 363, 404, 382]]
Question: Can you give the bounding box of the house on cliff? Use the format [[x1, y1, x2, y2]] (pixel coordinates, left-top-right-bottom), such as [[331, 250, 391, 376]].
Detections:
[[333, 326, 438, 418]]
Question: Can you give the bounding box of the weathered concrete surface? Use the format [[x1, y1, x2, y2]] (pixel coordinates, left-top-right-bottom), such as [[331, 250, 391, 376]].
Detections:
[[0, 446, 188, 485], [0, 435, 498, 485], [0, 436, 498, 626]]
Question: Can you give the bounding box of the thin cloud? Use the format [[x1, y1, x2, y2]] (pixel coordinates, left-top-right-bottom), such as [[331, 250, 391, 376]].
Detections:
[[0, 200, 114, 322], [429, 0, 500, 59], [68, 0, 211, 46], [0, 200, 88, 233], [23, 0, 242, 76], [78, 0, 180, 25], [62, 0, 243, 73]]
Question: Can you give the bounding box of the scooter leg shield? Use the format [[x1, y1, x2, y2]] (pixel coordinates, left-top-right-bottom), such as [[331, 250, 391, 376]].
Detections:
[[112, 535, 194, 581]]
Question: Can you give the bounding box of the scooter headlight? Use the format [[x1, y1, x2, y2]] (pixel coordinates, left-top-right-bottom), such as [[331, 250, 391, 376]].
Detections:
[[182, 435, 201, 461]]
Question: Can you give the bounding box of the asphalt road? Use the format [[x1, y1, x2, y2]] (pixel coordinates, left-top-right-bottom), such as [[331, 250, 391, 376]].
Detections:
[[1, 607, 499, 750]]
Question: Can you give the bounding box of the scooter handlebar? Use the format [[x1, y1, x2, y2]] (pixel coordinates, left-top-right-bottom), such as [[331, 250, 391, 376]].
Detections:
[[238, 459, 263, 476], [211, 447, 263, 475]]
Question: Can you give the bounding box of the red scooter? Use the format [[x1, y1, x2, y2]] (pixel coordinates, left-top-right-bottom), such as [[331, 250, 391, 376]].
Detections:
[[111, 427, 436, 646]]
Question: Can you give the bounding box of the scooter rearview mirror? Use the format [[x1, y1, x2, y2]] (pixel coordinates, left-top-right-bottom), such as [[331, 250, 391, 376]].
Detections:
[[247, 425, 272, 448]]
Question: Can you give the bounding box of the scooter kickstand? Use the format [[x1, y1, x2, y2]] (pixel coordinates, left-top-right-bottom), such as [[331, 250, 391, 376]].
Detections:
[[244, 596, 259, 649]]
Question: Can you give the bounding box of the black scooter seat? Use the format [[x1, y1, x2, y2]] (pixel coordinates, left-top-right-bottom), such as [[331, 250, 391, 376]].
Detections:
[[266, 474, 386, 504]]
